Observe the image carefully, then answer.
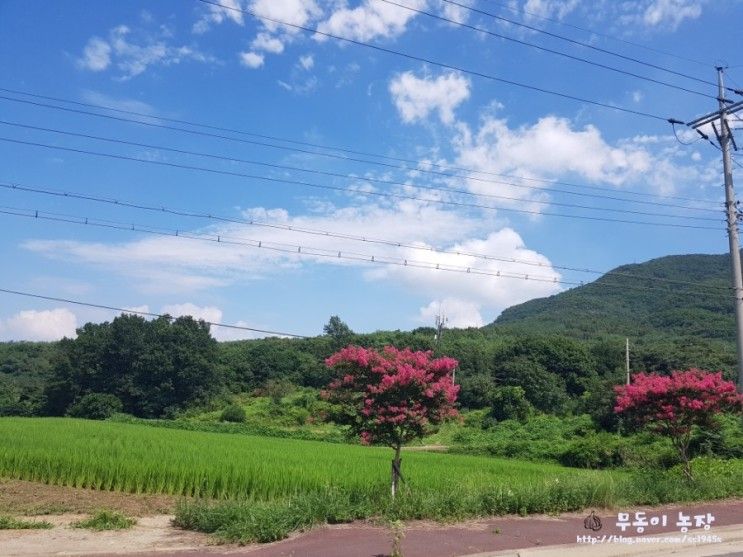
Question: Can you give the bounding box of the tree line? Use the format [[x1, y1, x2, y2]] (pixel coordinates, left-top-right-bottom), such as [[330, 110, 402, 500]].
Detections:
[[0, 313, 737, 427]]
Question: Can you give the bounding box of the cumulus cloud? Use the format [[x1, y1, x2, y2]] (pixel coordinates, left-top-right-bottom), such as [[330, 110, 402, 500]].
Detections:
[[389, 71, 471, 124], [240, 51, 265, 68], [418, 297, 484, 328], [0, 308, 78, 341], [161, 302, 223, 323], [316, 0, 425, 42], [252, 32, 285, 54], [159, 303, 279, 340], [368, 228, 561, 325], [21, 196, 561, 328], [78, 24, 214, 79], [79, 37, 112, 71], [447, 113, 718, 203]]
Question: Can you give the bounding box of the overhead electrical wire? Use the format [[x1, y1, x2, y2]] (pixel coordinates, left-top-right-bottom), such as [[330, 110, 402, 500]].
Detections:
[[0, 119, 720, 222], [438, 0, 736, 94], [480, 0, 711, 68], [0, 136, 722, 230], [0, 204, 583, 285], [195, 0, 674, 122], [376, 0, 715, 100], [2, 179, 729, 291], [0, 204, 731, 298], [0, 90, 721, 207], [0, 286, 309, 338]]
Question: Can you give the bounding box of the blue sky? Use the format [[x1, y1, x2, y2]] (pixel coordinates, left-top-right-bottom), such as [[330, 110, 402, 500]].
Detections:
[[0, 0, 741, 340]]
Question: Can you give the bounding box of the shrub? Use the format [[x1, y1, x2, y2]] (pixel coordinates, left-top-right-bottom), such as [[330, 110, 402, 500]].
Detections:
[[0, 515, 53, 530], [490, 386, 532, 422], [67, 393, 123, 420], [73, 510, 136, 531], [220, 404, 246, 423], [559, 433, 625, 469]]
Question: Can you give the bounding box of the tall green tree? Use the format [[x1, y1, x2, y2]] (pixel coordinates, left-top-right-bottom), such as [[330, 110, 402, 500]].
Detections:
[[44, 314, 221, 418]]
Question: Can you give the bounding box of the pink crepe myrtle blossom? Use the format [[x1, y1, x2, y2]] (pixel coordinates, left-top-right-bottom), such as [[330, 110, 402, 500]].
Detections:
[[323, 345, 459, 497], [614, 369, 742, 481]]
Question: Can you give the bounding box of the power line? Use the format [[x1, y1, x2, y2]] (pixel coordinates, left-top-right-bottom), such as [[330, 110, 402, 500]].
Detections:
[[0, 135, 722, 230], [196, 0, 674, 122], [0, 119, 720, 222], [439, 0, 734, 94], [481, 0, 712, 68], [0, 204, 731, 298], [0, 90, 720, 207], [376, 0, 715, 100], [0, 203, 576, 285], [2, 179, 728, 291], [0, 287, 309, 338]]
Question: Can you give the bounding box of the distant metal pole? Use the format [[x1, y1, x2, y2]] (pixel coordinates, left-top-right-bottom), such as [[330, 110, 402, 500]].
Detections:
[[625, 338, 630, 385], [718, 68, 743, 391]]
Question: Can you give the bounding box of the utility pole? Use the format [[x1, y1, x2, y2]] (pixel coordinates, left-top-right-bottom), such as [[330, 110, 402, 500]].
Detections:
[[625, 338, 630, 385], [687, 68, 743, 391], [434, 309, 454, 383]]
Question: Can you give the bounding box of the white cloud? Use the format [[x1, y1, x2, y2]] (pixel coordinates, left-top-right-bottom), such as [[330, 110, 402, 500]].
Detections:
[[123, 305, 151, 316], [316, 0, 425, 42], [161, 303, 223, 323], [439, 0, 472, 24], [78, 24, 214, 79], [389, 71, 471, 124], [449, 114, 701, 207], [419, 297, 484, 328], [21, 194, 562, 327], [0, 309, 78, 341], [612, 0, 704, 31], [159, 303, 274, 341], [240, 51, 265, 68], [522, 0, 580, 21], [299, 53, 314, 70], [250, 0, 322, 33], [193, 0, 245, 33], [79, 37, 112, 71], [252, 32, 285, 54], [368, 228, 561, 325], [642, 0, 703, 29]]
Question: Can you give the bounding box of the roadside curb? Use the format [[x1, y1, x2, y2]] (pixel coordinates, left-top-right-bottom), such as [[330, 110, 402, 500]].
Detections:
[[461, 524, 743, 557]]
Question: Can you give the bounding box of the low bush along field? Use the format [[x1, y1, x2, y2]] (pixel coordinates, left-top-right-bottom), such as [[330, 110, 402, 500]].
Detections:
[[1, 417, 742, 538]]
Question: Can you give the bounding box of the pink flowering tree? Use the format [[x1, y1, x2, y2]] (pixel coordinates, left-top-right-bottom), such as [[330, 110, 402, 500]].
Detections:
[[323, 345, 459, 497], [614, 369, 743, 480]]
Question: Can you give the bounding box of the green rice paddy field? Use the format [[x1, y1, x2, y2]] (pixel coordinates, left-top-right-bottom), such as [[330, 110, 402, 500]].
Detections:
[[1, 418, 743, 521]]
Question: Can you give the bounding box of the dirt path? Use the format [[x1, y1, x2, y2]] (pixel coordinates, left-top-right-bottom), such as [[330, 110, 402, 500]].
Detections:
[[0, 514, 208, 556]]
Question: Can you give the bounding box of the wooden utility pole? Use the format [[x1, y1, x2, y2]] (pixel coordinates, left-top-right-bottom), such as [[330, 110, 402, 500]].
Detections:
[[625, 338, 630, 385]]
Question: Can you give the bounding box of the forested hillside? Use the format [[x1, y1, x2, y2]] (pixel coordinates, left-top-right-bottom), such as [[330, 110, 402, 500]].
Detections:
[[493, 253, 734, 340]]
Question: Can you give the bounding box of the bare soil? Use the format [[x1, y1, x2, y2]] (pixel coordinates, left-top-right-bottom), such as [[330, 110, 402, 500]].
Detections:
[[0, 478, 178, 516]]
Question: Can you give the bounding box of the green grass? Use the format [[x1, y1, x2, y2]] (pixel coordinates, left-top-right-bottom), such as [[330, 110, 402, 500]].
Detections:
[[0, 418, 619, 501], [72, 510, 136, 531], [0, 515, 53, 529], [1, 417, 743, 544]]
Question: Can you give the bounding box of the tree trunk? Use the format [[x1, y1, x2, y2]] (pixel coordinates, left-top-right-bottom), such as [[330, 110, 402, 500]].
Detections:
[[675, 434, 694, 482], [391, 446, 402, 498]]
